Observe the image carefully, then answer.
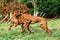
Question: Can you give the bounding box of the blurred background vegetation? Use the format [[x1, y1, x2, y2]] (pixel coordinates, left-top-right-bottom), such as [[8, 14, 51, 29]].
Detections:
[[0, 0, 60, 18]]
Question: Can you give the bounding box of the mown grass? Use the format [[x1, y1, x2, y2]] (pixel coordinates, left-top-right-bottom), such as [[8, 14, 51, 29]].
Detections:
[[0, 18, 60, 40]]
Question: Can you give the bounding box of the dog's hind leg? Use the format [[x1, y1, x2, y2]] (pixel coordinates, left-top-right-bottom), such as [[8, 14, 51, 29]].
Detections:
[[40, 19, 51, 33]]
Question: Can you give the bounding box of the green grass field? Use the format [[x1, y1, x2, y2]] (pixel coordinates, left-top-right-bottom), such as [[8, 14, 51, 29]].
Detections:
[[0, 18, 60, 40]]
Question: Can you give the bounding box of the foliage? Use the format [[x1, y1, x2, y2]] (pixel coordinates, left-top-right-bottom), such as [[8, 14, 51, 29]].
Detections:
[[17, 0, 28, 4], [38, 0, 60, 18], [0, 0, 60, 18], [17, 0, 60, 18]]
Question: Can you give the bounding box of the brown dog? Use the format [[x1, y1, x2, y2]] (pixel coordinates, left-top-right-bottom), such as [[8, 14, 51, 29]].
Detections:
[[18, 12, 51, 33]]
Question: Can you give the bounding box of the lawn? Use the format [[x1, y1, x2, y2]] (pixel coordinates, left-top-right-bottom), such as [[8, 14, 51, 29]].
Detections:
[[0, 18, 60, 40]]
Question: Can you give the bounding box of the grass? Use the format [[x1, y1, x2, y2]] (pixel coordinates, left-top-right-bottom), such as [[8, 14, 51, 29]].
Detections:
[[0, 18, 60, 40]]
